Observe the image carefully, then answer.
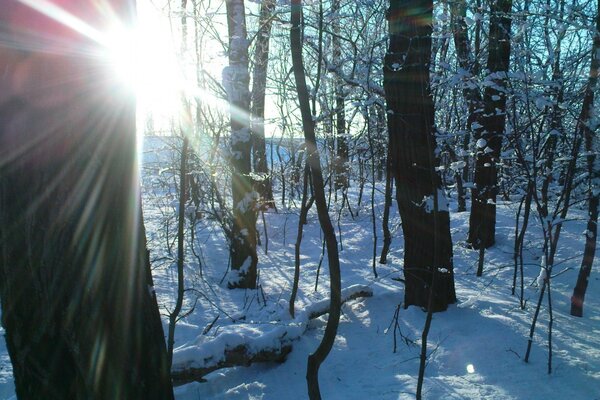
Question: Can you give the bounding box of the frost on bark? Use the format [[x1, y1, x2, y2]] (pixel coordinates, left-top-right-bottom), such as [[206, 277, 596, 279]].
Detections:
[[384, 0, 456, 312], [467, 0, 513, 249], [225, 0, 258, 288], [0, 2, 174, 399], [251, 0, 276, 209]]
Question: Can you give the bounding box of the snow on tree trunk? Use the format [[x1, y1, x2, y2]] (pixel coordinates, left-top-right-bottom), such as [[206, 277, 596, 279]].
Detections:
[[468, 0, 513, 249], [383, 0, 456, 312], [225, 0, 258, 289]]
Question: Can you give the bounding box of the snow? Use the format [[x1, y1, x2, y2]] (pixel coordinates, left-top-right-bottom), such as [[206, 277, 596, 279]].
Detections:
[[536, 267, 547, 287], [419, 189, 450, 213], [172, 284, 373, 374], [1, 139, 600, 400]]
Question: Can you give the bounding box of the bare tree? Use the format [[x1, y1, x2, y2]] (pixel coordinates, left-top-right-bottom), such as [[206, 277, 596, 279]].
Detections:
[[291, 0, 342, 398]]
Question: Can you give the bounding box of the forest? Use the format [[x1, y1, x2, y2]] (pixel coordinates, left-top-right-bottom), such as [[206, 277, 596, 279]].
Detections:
[[0, 0, 599, 398]]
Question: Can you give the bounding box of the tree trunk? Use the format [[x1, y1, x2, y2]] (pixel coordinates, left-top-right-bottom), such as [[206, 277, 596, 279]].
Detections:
[[539, 0, 566, 222], [467, 0, 513, 249], [225, 0, 259, 289], [290, 1, 342, 398], [384, 0, 456, 312], [449, 0, 481, 214], [251, 0, 276, 209], [167, 137, 189, 366], [0, 3, 174, 399], [332, 0, 349, 191], [571, 0, 600, 317], [379, 152, 393, 264]]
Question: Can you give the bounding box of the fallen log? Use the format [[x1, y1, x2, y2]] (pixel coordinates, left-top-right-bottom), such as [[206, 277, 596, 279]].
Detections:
[[171, 284, 373, 385], [172, 343, 293, 385]]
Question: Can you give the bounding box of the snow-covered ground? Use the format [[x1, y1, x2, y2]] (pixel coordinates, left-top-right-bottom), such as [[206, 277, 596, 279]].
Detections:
[[1, 138, 599, 399], [164, 197, 600, 400]]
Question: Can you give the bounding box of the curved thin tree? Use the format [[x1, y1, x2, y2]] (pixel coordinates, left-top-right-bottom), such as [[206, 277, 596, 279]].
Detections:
[[290, 1, 342, 398]]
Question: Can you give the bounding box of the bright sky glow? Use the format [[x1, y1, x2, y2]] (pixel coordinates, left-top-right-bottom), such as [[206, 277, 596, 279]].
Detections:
[[13, 0, 269, 141], [105, 17, 183, 118], [15, 0, 186, 121]]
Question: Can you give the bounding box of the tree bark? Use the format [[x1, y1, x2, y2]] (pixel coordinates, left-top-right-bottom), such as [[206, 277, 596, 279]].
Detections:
[[332, 0, 349, 190], [467, 0, 513, 249], [290, 1, 342, 398], [571, 0, 600, 317], [379, 152, 393, 264], [251, 0, 276, 209], [225, 0, 259, 289], [384, 0, 456, 312], [0, 2, 174, 399], [449, 0, 481, 214]]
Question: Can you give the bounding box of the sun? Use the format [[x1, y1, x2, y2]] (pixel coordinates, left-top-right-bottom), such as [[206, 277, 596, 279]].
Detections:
[[105, 13, 184, 118], [12, 0, 185, 124]]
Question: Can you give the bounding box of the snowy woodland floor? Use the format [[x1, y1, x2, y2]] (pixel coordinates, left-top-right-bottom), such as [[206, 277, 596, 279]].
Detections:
[[1, 138, 600, 399]]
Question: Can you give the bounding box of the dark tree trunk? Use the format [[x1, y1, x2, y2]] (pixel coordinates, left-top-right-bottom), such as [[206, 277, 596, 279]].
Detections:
[[571, 0, 600, 317], [379, 152, 393, 264], [251, 0, 276, 209], [384, 0, 456, 312], [225, 0, 259, 288], [450, 0, 483, 111], [449, 0, 481, 214], [0, 3, 174, 399], [467, 0, 513, 249], [291, 1, 342, 398]]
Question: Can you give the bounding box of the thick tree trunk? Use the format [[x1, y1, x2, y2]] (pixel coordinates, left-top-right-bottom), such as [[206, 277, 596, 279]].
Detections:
[[0, 3, 174, 399], [571, 0, 600, 317], [251, 0, 276, 209], [467, 0, 513, 249], [290, 1, 342, 398], [384, 0, 456, 312], [225, 0, 259, 288]]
